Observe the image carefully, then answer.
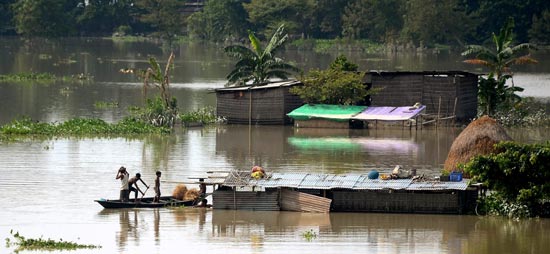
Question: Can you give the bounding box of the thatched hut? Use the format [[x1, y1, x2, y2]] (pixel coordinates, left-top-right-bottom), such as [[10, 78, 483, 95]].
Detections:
[[444, 116, 511, 175]]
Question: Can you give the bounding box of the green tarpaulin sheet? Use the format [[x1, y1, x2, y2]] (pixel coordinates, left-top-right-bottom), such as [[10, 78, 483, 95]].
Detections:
[[287, 104, 367, 122]]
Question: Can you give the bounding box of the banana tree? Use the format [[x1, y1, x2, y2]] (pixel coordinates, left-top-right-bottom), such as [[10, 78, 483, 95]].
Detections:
[[462, 17, 537, 80], [224, 24, 300, 86]]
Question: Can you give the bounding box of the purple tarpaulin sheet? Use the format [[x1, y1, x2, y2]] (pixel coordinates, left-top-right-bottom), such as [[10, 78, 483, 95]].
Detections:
[[353, 105, 426, 121]]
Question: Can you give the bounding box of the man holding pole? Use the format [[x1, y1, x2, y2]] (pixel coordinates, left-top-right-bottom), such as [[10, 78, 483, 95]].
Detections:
[[128, 173, 149, 201]]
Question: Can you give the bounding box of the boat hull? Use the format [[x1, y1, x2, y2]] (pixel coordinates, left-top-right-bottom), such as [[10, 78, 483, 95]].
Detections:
[[95, 196, 196, 209]]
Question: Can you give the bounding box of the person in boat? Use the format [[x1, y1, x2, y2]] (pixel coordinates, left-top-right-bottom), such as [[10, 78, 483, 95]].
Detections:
[[153, 171, 161, 202], [196, 178, 208, 207], [128, 173, 148, 201], [116, 166, 129, 202], [199, 178, 207, 196]]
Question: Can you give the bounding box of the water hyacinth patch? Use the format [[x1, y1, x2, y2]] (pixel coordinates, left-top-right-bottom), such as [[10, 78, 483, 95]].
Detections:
[[5, 230, 101, 252], [0, 117, 170, 136]]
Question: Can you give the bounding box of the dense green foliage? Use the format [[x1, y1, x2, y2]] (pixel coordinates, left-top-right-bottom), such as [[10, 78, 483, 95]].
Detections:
[[463, 141, 550, 217], [6, 230, 101, 251], [291, 55, 380, 105], [224, 24, 299, 86], [135, 0, 183, 41], [477, 74, 523, 116], [187, 0, 249, 41], [2, 1, 550, 46]]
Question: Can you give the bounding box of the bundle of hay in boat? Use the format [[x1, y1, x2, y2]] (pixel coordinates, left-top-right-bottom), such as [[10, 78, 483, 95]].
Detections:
[[172, 184, 188, 200], [185, 188, 200, 201], [444, 116, 511, 176]]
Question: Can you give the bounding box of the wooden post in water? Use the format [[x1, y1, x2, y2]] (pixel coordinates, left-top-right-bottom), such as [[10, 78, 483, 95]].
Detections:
[[452, 97, 458, 126], [437, 96, 441, 128]]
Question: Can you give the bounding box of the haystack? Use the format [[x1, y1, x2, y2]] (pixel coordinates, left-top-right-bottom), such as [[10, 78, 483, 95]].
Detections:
[[444, 116, 511, 176], [172, 184, 188, 200], [185, 188, 200, 200]]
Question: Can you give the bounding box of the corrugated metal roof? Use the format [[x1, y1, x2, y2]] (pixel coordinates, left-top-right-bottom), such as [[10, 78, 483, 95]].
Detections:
[[353, 178, 414, 190], [407, 180, 469, 190], [214, 80, 301, 92], [221, 171, 469, 191]]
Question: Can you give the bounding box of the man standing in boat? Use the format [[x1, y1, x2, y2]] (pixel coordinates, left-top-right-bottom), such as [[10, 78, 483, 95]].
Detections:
[[128, 173, 148, 201], [116, 166, 129, 202]]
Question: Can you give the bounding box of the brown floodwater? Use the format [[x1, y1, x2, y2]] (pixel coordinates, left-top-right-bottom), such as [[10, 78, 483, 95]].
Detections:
[[1, 38, 550, 254]]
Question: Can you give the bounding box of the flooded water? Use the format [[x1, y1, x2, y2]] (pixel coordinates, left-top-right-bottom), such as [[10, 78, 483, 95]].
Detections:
[[1, 38, 550, 254]]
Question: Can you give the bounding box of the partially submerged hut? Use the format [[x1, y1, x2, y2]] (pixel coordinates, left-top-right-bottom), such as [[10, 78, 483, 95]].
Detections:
[[212, 170, 477, 214], [366, 71, 478, 122], [444, 116, 512, 174], [215, 71, 479, 125], [215, 80, 303, 125]]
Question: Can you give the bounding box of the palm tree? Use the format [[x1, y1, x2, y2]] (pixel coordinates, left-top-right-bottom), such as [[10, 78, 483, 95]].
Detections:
[[462, 17, 537, 80], [224, 24, 300, 86]]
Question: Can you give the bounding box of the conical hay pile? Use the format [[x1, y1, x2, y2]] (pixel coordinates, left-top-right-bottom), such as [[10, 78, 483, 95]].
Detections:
[[185, 188, 200, 200], [172, 184, 188, 200], [444, 116, 512, 175]]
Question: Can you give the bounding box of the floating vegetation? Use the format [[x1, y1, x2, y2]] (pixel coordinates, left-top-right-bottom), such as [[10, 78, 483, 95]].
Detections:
[[38, 54, 52, 60], [94, 101, 119, 109], [179, 106, 220, 126], [301, 229, 318, 241], [493, 97, 550, 127], [0, 72, 56, 82], [5, 230, 101, 252], [0, 72, 93, 84], [0, 117, 170, 136]]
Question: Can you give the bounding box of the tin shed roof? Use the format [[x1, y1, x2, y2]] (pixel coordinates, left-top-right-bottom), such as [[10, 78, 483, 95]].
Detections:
[[221, 171, 469, 191], [214, 80, 301, 92]]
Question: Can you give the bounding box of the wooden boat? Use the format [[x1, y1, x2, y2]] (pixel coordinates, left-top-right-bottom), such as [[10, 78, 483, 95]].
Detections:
[[95, 196, 197, 209]]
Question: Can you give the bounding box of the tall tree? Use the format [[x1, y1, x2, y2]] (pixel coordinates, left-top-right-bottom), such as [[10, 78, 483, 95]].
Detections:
[[310, 0, 349, 39], [466, 0, 550, 44], [0, 0, 16, 34], [12, 0, 77, 37], [187, 0, 250, 41], [224, 24, 300, 86], [342, 0, 404, 42], [528, 9, 550, 44], [135, 0, 184, 40], [243, 0, 316, 39], [74, 0, 137, 36], [401, 0, 472, 46]]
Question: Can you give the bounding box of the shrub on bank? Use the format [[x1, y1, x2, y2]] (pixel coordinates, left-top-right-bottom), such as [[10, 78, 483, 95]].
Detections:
[[463, 141, 550, 218]]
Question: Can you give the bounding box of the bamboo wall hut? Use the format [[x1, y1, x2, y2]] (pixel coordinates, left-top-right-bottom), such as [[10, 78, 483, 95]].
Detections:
[[366, 71, 478, 122], [444, 116, 512, 174], [215, 80, 303, 125]]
